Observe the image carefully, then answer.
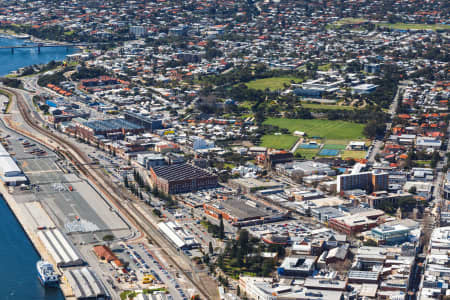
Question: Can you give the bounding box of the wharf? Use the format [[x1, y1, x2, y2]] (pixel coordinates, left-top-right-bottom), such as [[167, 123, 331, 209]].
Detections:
[[0, 183, 75, 299]]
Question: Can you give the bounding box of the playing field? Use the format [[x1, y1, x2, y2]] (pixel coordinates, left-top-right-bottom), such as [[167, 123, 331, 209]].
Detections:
[[295, 149, 318, 160], [302, 103, 357, 111], [378, 22, 450, 31], [335, 18, 368, 25], [245, 76, 304, 91], [263, 118, 365, 141], [260, 134, 298, 150]]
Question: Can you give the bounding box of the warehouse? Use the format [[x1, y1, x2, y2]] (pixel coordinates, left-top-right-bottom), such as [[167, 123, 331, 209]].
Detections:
[[37, 228, 84, 267], [74, 118, 145, 142], [0, 156, 28, 185], [203, 197, 288, 227], [64, 267, 109, 299], [135, 292, 170, 300], [150, 163, 218, 194], [157, 221, 200, 250], [0, 143, 9, 156]]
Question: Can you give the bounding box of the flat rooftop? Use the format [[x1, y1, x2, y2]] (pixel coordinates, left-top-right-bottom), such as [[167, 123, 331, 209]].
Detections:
[[216, 198, 274, 220], [152, 163, 215, 182]]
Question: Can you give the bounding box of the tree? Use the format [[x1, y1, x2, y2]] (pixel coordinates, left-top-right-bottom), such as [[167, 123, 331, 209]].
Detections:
[[237, 285, 241, 296], [219, 214, 225, 240], [363, 239, 378, 247], [123, 175, 129, 188], [102, 234, 114, 242], [209, 241, 214, 255], [408, 186, 417, 194]]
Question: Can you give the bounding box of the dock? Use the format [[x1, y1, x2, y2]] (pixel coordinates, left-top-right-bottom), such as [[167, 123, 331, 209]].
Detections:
[[0, 183, 76, 299]]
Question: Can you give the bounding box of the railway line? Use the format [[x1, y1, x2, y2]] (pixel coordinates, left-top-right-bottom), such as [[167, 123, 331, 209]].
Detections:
[[4, 87, 212, 300]]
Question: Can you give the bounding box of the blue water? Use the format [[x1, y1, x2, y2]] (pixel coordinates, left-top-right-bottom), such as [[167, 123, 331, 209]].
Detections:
[[0, 196, 64, 300], [0, 35, 77, 76], [0, 35, 69, 300]]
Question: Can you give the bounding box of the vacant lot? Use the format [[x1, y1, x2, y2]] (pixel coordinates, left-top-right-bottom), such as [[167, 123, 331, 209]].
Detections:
[[245, 76, 303, 91], [341, 150, 367, 160], [260, 134, 298, 150], [263, 118, 365, 141]]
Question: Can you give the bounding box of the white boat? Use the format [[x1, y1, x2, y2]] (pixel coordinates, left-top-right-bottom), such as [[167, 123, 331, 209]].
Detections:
[[36, 260, 59, 287]]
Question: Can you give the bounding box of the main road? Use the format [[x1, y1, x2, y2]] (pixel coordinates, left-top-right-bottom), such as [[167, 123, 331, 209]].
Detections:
[[1, 84, 215, 299]]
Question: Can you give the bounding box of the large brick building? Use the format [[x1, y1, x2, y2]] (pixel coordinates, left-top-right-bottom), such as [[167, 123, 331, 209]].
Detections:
[[149, 163, 218, 194]]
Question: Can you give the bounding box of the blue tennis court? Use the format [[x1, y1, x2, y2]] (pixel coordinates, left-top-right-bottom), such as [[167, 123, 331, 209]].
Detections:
[[319, 149, 340, 156], [299, 144, 319, 149]]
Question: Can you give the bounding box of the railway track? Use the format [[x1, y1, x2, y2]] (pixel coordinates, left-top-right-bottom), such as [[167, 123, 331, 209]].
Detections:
[[6, 87, 212, 300]]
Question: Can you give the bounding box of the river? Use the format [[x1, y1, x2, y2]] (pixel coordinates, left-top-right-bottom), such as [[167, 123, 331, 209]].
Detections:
[[0, 34, 71, 300], [0, 35, 77, 76]]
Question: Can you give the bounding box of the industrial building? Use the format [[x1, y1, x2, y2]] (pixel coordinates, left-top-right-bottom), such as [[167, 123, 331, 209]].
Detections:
[[157, 221, 200, 250], [74, 118, 145, 142], [149, 163, 218, 194], [123, 111, 162, 132], [64, 267, 110, 299], [137, 153, 166, 169], [0, 143, 27, 185], [337, 171, 388, 194], [229, 178, 284, 194], [135, 293, 171, 300], [276, 161, 335, 178], [37, 228, 84, 268], [203, 197, 288, 227]]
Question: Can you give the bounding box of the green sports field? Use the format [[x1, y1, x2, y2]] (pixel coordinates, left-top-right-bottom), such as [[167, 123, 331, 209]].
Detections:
[[263, 118, 365, 141], [245, 76, 304, 91], [260, 134, 298, 150]]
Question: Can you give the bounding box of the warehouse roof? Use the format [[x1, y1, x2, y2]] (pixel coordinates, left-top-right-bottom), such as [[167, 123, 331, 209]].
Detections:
[[37, 228, 84, 267], [64, 267, 109, 299], [83, 118, 143, 131], [0, 156, 22, 177], [0, 143, 9, 157], [151, 163, 215, 181], [213, 198, 273, 220]]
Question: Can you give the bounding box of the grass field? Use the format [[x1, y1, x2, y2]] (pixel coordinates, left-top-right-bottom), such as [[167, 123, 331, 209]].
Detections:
[[263, 118, 365, 141], [330, 18, 450, 31], [323, 144, 347, 150], [302, 103, 358, 111], [295, 149, 318, 160], [260, 134, 298, 150], [341, 150, 367, 159], [318, 63, 332, 71], [378, 22, 450, 31], [245, 76, 304, 91], [335, 18, 368, 25]]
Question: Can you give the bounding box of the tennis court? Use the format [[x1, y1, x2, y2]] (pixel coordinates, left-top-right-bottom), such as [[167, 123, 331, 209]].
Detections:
[[318, 149, 340, 156], [299, 144, 320, 149]]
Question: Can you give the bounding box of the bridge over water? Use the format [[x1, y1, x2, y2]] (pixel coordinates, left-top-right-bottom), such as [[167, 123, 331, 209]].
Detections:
[[0, 43, 94, 54]]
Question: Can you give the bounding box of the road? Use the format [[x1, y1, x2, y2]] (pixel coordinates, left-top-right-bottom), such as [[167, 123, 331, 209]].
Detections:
[[368, 84, 404, 163]]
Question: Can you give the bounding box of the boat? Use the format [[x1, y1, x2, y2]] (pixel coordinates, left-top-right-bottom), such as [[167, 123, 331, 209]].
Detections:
[[36, 260, 59, 287]]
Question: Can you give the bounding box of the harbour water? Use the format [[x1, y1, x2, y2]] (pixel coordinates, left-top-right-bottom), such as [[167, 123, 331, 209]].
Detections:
[[0, 35, 70, 300], [0, 195, 64, 300], [0, 35, 77, 76]]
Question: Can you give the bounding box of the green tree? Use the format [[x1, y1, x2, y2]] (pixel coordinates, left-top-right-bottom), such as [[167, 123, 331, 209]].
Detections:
[[219, 214, 225, 240], [209, 241, 214, 255]]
